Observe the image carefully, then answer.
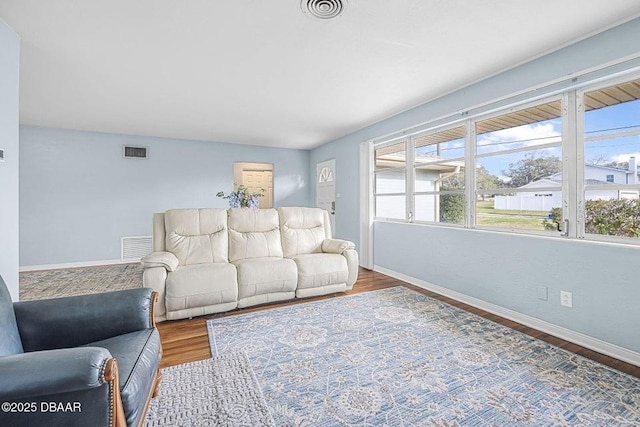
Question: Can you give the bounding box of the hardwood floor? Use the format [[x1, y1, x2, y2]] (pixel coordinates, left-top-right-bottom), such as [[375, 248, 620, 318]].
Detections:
[[157, 268, 640, 378]]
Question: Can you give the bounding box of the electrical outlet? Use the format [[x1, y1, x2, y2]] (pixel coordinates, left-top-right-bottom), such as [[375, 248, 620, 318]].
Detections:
[[560, 291, 573, 308]]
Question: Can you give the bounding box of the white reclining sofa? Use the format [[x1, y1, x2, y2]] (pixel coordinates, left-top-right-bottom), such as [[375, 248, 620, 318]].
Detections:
[[141, 207, 359, 322]]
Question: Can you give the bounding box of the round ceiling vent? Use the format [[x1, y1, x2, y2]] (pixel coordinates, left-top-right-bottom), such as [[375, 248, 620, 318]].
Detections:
[[301, 0, 347, 20]]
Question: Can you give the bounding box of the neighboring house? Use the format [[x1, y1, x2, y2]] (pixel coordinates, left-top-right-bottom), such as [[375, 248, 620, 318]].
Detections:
[[495, 157, 640, 211], [376, 153, 463, 221]]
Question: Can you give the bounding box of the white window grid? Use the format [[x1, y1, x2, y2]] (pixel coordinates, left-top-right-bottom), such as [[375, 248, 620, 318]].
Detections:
[[371, 70, 640, 246]]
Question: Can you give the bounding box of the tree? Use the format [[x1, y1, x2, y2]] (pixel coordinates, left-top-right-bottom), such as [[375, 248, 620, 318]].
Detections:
[[476, 166, 503, 190], [588, 155, 629, 170], [605, 160, 629, 170], [439, 169, 464, 189], [438, 166, 502, 190], [502, 153, 561, 187]]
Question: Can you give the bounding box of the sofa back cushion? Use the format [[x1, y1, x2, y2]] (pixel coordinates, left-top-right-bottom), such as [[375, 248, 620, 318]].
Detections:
[[152, 213, 167, 252], [228, 208, 283, 262], [164, 208, 229, 265], [278, 207, 331, 258]]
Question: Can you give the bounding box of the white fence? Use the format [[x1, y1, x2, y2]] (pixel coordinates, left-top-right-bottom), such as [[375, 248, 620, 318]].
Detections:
[[494, 189, 638, 211], [494, 194, 561, 211]]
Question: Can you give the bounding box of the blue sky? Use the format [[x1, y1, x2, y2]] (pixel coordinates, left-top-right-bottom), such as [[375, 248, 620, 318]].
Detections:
[[416, 98, 640, 182], [584, 99, 640, 167]]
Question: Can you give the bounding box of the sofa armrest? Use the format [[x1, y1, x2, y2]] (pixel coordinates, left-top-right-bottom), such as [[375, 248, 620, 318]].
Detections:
[[143, 267, 168, 322], [0, 347, 112, 399], [343, 248, 359, 288], [14, 288, 156, 352], [322, 238, 356, 254], [141, 251, 179, 272]]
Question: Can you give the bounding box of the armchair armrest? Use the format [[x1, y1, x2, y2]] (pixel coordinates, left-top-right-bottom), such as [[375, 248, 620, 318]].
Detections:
[[141, 251, 179, 272], [0, 347, 111, 399], [14, 288, 156, 352], [322, 238, 356, 254], [0, 348, 126, 427]]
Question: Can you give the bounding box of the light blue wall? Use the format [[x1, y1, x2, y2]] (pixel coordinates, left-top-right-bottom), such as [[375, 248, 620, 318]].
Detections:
[[20, 126, 310, 266], [374, 223, 640, 352], [310, 18, 640, 251], [0, 19, 20, 300], [311, 17, 640, 353]]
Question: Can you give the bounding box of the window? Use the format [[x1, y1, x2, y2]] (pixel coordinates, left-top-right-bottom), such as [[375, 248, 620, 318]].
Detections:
[[318, 166, 334, 182], [475, 99, 563, 233], [581, 79, 640, 239], [413, 126, 466, 224], [370, 73, 640, 244], [374, 139, 407, 220]]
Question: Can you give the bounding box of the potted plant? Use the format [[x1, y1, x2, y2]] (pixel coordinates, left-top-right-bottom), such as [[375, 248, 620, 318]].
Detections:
[[216, 185, 265, 208]]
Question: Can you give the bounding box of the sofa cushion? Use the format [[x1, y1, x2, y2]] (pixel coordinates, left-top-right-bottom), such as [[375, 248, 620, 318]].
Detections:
[[293, 253, 349, 289], [278, 207, 330, 257], [233, 257, 297, 299], [83, 328, 161, 427], [228, 208, 283, 262], [165, 264, 238, 312], [164, 208, 228, 265]]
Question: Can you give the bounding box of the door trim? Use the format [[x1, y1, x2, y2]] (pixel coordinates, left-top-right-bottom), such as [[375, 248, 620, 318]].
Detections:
[[360, 141, 373, 269]]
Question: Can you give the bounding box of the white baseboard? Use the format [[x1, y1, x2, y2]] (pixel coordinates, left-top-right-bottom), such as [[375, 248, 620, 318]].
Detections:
[[374, 265, 640, 368], [20, 259, 137, 272]]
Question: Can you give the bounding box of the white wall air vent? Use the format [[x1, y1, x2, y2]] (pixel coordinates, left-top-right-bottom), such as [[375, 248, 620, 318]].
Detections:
[[123, 145, 148, 159], [121, 236, 152, 261], [0, 148, 5, 162]]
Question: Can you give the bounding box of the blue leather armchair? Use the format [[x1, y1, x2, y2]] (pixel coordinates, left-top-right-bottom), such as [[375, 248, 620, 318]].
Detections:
[[0, 275, 162, 427]]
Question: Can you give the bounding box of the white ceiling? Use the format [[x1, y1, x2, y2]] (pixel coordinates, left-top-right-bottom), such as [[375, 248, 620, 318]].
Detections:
[[1, 1, 639, 150]]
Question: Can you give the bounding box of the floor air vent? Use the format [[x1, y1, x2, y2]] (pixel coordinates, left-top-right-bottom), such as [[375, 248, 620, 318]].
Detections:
[[121, 236, 152, 261], [123, 145, 148, 159]]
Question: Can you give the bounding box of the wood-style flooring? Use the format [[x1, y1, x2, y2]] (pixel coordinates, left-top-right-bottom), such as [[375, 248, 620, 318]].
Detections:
[[157, 268, 640, 378]]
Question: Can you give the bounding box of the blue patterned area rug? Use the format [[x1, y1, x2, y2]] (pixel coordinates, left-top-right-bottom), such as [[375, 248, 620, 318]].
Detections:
[[206, 287, 640, 426]]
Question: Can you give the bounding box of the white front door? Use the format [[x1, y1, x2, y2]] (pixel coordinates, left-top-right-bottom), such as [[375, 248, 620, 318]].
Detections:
[[242, 170, 273, 208], [316, 159, 336, 236]]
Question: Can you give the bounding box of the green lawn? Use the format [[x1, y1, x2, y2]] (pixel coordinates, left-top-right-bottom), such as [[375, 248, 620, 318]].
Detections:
[[476, 200, 548, 217], [476, 200, 548, 230], [476, 215, 545, 230]]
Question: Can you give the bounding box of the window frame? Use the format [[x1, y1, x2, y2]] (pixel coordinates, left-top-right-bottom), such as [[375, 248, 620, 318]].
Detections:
[[576, 75, 640, 242], [412, 122, 468, 227], [372, 137, 409, 222], [370, 69, 640, 247], [471, 94, 565, 237]]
